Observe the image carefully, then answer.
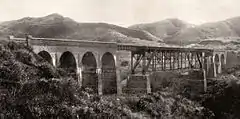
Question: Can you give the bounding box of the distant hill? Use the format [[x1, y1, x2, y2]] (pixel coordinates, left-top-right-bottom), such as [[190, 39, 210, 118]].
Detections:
[[129, 19, 194, 45], [130, 17, 240, 45], [3, 13, 240, 48], [0, 13, 163, 45], [186, 37, 240, 51]]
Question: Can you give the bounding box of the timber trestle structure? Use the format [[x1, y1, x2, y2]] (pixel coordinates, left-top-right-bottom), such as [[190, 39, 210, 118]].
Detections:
[[118, 44, 226, 93]]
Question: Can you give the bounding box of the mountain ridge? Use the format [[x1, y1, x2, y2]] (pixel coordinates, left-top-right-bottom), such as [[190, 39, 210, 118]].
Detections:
[[2, 13, 240, 48], [129, 17, 240, 45], [0, 13, 164, 46]]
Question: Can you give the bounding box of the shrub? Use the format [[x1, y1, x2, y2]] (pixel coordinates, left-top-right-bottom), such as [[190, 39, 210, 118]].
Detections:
[[200, 75, 240, 119], [36, 62, 59, 79], [124, 91, 213, 119]]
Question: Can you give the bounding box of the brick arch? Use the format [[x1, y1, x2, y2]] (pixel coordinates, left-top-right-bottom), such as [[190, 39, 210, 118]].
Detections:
[[38, 50, 53, 65], [81, 51, 98, 93], [59, 51, 77, 78], [101, 52, 117, 94]]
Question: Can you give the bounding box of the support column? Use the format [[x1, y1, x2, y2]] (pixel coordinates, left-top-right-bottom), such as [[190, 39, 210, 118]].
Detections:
[[218, 55, 222, 74], [206, 57, 210, 77], [169, 52, 172, 70], [146, 74, 151, 93], [97, 67, 102, 95], [224, 52, 227, 65], [173, 52, 176, 70], [164, 52, 168, 70], [50, 52, 62, 67], [177, 52, 180, 69], [152, 51, 156, 72], [194, 53, 197, 68], [180, 52, 183, 69], [131, 51, 134, 74], [162, 51, 165, 70], [142, 52, 147, 75], [115, 53, 122, 95], [213, 55, 217, 77], [97, 55, 103, 95], [191, 53, 194, 69], [184, 52, 186, 68], [74, 54, 83, 87], [202, 52, 207, 92], [50, 52, 57, 67], [185, 52, 188, 68], [76, 67, 82, 87]]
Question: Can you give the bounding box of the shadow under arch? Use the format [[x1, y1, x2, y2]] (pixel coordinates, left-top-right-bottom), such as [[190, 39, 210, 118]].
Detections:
[[38, 50, 53, 65], [59, 51, 77, 78], [101, 52, 117, 94], [221, 54, 225, 71], [82, 52, 98, 93]]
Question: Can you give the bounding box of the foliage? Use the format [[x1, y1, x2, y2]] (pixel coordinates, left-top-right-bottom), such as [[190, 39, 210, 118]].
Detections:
[[0, 41, 132, 118], [200, 74, 240, 119], [3, 41, 240, 119], [123, 92, 214, 119]]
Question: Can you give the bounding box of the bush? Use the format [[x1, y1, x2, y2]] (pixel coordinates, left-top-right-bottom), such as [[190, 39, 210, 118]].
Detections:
[[36, 62, 59, 79], [124, 91, 213, 119], [200, 75, 240, 119]]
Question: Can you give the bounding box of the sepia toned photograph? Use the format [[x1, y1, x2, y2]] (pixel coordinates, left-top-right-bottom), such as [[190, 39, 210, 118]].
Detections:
[[0, 0, 240, 118]]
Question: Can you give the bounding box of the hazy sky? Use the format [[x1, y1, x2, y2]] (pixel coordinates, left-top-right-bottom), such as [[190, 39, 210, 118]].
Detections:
[[0, 0, 240, 26]]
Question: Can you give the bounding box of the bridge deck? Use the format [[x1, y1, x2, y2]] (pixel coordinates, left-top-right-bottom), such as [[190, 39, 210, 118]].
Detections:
[[8, 36, 221, 54]]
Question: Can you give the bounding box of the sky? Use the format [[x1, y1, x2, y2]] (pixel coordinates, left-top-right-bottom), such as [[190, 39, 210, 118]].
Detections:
[[0, 0, 240, 27]]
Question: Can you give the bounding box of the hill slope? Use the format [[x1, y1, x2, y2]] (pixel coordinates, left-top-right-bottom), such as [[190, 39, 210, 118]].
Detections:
[[130, 17, 240, 45], [0, 13, 163, 45], [129, 19, 193, 44]]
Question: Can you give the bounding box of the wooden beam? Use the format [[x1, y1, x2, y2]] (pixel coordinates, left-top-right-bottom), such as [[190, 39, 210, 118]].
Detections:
[[180, 52, 183, 69], [187, 52, 192, 69], [132, 54, 143, 74], [202, 52, 207, 92], [169, 52, 172, 70], [145, 52, 154, 73], [152, 51, 157, 72], [162, 51, 164, 70], [142, 52, 146, 75], [197, 53, 202, 69], [131, 51, 133, 73]]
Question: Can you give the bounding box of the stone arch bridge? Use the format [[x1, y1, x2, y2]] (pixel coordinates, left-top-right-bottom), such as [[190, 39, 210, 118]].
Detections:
[[9, 36, 227, 95]]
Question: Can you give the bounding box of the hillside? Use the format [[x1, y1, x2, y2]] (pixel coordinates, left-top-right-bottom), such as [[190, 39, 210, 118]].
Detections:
[[129, 19, 194, 44], [186, 37, 240, 51], [130, 17, 240, 45], [0, 14, 163, 45]]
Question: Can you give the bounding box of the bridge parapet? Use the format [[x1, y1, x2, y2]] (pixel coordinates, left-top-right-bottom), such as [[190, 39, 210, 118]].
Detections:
[[8, 35, 118, 48]]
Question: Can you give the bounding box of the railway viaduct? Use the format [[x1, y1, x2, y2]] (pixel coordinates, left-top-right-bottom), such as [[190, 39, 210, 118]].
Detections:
[[9, 35, 227, 95]]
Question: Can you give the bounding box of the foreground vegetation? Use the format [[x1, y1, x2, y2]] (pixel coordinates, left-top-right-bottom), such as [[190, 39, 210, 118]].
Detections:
[[0, 41, 240, 119]]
